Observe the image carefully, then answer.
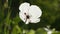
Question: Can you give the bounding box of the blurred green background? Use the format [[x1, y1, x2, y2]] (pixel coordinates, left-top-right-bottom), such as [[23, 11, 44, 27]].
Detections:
[[0, 0, 60, 34]]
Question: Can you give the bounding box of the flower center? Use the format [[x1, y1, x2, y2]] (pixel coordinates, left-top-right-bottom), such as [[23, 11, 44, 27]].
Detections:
[[24, 13, 26, 15], [24, 13, 30, 19], [26, 15, 29, 19]]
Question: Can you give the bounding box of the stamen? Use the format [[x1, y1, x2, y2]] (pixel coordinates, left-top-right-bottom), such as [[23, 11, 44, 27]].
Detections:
[[24, 13, 26, 15], [26, 15, 29, 19], [24, 13, 30, 24]]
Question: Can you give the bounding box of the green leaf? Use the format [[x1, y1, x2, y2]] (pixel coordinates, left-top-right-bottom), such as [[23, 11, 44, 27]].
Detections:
[[36, 28, 47, 34], [27, 29, 35, 34]]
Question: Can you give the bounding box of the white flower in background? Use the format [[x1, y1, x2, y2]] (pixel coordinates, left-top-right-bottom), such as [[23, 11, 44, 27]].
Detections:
[[44, 28, 52, 34], [19, 2, 42, 24]]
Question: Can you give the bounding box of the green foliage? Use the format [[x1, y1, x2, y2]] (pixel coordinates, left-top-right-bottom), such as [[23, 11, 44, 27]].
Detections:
[[27, 29, 35, 34], [36, 28, 47, 34]]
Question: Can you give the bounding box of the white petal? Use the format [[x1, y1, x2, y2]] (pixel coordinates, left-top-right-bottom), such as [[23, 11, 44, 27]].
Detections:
[[29, 5, 42, 18], [19, 2, 30, 13], [19, 12, 26, 22], [30, 17, 40, 23], [44, 28, 50, 32]]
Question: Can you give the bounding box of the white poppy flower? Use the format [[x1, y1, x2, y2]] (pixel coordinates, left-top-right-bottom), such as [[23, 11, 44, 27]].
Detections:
[[19, 2, 42, 24], [44, 28, 52, 34]]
